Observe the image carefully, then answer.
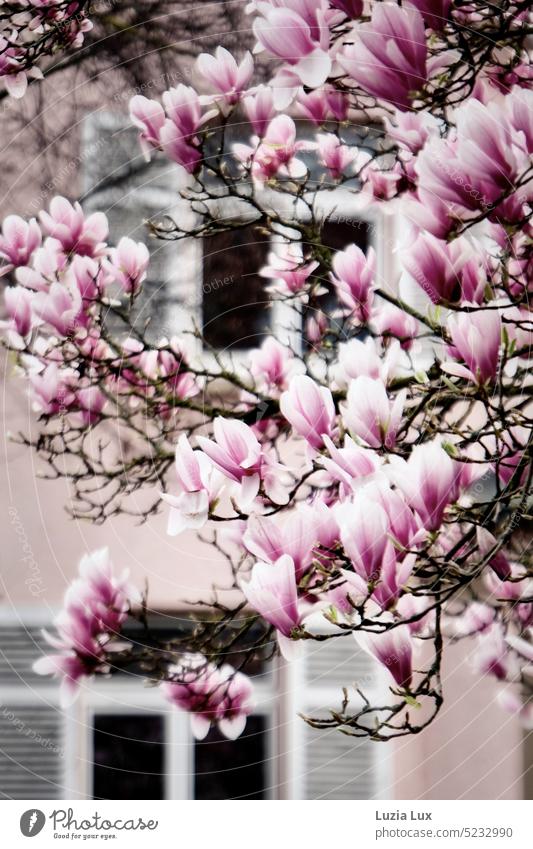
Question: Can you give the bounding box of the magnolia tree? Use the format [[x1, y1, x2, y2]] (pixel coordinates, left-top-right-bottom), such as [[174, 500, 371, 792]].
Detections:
[[1, 0, 533, 742]]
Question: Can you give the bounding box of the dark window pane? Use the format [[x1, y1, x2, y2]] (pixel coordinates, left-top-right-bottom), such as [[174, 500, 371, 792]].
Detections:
[[202, 226, 270, 350], [304, 219, 370, 345], [194, 715, 267, 800], [92, 713, 165, 800]]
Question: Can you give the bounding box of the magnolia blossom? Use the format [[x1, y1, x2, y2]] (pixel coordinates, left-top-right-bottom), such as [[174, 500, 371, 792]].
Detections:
[[2, 285, 33, 343], [343, 376, 405, 449], [249, 336, 303, 393], [336, 495, 391, 584], [105, 237, 150, 295], [234, 115, 310, 184], [33, 548, 138, 706], [356, 625, 414, 689], [321, 434, 382, 496], [0, 215, 41, 275], [196, 47, 254, 107], [339, 4, 427, 110], [401, 232, 474, 305], [129, 95, 166, 159], [241, 555, 302, 659], [163, 655, 254, 740], [161, 434, 224, 535], [330, 243, 375, 320], [39, 197, 108, 257], [243, 85, 276, 136], [243, 503, 337, 581], [443, 308, 501, 385], [315, 133, 357, 180], [259, 243, 318, 296], [280, 374, 336, 450], [252, 0, 332, 88], [196, 417, 285, 508], [389, 441, 462, 532]]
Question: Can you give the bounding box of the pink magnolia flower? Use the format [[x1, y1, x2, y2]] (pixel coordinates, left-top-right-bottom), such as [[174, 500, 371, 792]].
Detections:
[[330, 243, 375, 321], [243, 85, 276, 137], [162, 84, 206, 137], [3, 285, 33, 340], [161, 434, 224, 535], [76, 385, 106, 427], [343, 376, 405, 449], [249, 336, 303, 393], [106, 237, 150, 295], [32, 280, 83, 337], [473, 623, 513, 680], [355, 625, 413, 689], [320, 434, 382, 496], [443, 308, 501, 385], [29, 362, 75, 417], [259, 242, 318, 296], [339, 4, 428, 110], [163, 656, 254, 740], [280, 374, 336, 449], [159, 119, 203, 173], [315, 133, 357, 179], [384, 110, 439, 154], [390, 441, 462, 532], [371, 304, 418, 350], [243, 503, 334, 581], [409, 0, 452, 30], [241, 555, 302, 659], [15, 237, 67, 292], [0, 215, 41, 275], [129, 95, 166, 160], [235, 115, 311, 184], [39, 197, 108, 257], [401, 232, 472, 304], [476, 527, 511, 581], [372, 550, 415, 611], [33, 547, 138, 707], [336, 495, 391, 583], [253, 2, 332, 88], [33, 653, 89, 708], [196, 417, 267, 508], [196, 47, 254, 106]]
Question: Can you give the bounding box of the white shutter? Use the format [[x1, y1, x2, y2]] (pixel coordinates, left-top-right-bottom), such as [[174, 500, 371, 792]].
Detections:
[[301, 635, 390, 800], [0, 703, 64, 799], [0, 625, 50, 685]]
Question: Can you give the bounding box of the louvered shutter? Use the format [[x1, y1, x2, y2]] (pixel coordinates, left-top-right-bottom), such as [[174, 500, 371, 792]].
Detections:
[[0, 625, 51, 685], [0, 703, 63, 799], [0, 625, 65, 799], [301, 637, 387, 800]]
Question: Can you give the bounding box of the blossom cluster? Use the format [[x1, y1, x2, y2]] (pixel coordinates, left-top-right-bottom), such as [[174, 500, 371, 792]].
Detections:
[[162, 655, 254, 740], [33, 548, 138, 707], [0, 196, 198, 426], [0, 1, 92, 98]]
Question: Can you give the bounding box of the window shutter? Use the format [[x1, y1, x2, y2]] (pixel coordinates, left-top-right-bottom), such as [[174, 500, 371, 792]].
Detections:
[[302, 637, 387, 800], [0, 625, 65, 799], [0, 703, 63, 799]]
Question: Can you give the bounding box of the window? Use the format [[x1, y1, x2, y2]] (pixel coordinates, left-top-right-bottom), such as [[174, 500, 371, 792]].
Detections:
[[202, 225, 271, 351], [92, 713, 165, 800], [303, 217, 371, 347], [194, 716, 268, 800], [0, 617, 390, 800]]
